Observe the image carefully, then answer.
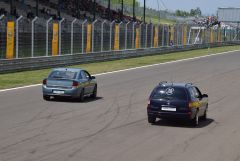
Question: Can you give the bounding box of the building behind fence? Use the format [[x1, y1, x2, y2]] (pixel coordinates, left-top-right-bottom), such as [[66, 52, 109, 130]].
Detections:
[[0, 15, 239, 60]]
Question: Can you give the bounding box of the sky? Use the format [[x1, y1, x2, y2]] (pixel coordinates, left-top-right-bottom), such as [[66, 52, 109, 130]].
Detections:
[[137, 0, 240, 15]]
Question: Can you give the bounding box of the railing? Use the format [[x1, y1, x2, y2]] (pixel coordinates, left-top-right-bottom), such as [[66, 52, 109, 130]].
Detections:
[[0, 42, 239, 74], [0, 15, 239, 60]]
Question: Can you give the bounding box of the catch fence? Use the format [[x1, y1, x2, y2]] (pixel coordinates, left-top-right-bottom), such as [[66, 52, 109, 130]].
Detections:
[[0, 15, 239, 60]]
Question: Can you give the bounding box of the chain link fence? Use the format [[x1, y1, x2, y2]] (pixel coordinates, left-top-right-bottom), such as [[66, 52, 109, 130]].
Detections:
[[0, 15, 240, 60]]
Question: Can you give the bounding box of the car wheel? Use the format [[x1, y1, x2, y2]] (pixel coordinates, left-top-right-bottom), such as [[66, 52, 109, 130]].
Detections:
[[91, 85, 97, 99], [192, 112, 199, 127], [79, 89, 85, 102], [148, 116, 156, 124], [43, 95, 51, 101]]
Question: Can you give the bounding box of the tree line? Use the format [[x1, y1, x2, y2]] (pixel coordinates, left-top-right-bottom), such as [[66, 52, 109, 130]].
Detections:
[[175, 7, 202, 17]]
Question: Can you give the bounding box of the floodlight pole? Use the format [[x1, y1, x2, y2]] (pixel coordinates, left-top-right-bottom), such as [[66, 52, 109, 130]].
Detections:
[[108, 0, 111, 21], [133, 0, 135, 20], [93, 0, 96, 20], [58, 0, 61, 18], [36, 0, 39, 16], [10, 0, 14, 15], [121, 0, 124, 21], [144, 0, 146, 23]]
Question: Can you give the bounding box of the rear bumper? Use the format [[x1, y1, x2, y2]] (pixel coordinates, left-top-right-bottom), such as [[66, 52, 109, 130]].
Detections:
[[148, 111, 192, 120], [42, 85, 81, 98]]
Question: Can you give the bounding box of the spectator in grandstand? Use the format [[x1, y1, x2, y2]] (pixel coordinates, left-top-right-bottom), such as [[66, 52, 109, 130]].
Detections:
[[27, 11, 34, 19], [12, 7, 19, 18], [0, 8, 7, 15]]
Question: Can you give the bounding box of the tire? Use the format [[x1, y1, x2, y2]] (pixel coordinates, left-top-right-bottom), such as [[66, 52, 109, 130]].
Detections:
[[192, 112, 199, 127], [43, 95, 50, 101], [148, 116, 156, 124], [79, 89, 85, 102], [91, 85, 97, 99]]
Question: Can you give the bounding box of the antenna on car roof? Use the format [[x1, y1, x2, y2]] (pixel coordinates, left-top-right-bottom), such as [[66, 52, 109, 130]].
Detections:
[[159, 81, 168, 85]]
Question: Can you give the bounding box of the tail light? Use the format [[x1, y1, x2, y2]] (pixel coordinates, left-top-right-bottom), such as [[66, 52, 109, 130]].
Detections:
[[43, 79, 47, 85], [147, 98, 150, 105], [189, 101, 200, 109], [147, 98, 151, 111], [72, 81, 79, 87]]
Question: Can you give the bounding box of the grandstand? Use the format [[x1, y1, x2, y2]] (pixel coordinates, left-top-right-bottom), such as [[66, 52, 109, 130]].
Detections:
[[0, 0, 139, 22]]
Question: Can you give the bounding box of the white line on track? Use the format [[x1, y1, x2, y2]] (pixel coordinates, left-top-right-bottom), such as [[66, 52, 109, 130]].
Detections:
[[0, 49, 239, 93]]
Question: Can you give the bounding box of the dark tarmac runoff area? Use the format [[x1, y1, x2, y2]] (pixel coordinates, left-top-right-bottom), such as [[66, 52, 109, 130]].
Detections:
[[0, 51, 240, 161]]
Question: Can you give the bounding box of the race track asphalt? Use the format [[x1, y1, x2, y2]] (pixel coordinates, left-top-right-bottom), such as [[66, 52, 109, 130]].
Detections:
[[0, 51, 240, 161]]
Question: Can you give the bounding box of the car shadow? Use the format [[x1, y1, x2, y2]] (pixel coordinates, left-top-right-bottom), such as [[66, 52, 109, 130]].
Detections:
[[50, 96, 103, 103], [152, 118, 214, 128]]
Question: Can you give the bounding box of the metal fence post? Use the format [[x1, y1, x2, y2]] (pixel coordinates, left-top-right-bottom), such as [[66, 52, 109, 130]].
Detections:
[[162, 25, 165, 47], [16, 16, 23, 59], [157, 24, 159, 47], [145, 23, 148, 48], [92, 19, 98, 53], [59, 18, 65, 55], [101, 20, 106, 52], [70, 18, 77, 55], [0, 15, 4, 20], [151, 24, 153, 48], [187, 27, 192, 45], [139, 22, 144, 48], [46, 17, 52, 56], [109, 20, 115, 51], [31, 17, 38, 58], [132, 22, 137, 49], [125, 22, 131, 50], [82, 19, 87, 54]]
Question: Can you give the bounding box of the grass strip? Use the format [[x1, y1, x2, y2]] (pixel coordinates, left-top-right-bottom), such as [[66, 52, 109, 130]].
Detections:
[[0, 45, 240, 90]]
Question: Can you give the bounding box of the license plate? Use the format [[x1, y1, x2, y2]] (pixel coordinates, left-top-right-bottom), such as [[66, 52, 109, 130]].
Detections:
[[53, 90, 64, 94], [161, 107, 176, 111]]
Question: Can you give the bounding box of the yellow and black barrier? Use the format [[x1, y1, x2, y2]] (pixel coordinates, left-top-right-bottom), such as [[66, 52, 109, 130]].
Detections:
[[114, 24, 119, 50], [52, 23, 59, 56], [6, 21, 15, 59], [135, 28, 140, 49], [86, 24, 92, 53], [153, 26, 158, 48]]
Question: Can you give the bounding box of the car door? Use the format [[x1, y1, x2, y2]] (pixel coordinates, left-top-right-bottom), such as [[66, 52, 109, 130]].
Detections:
[[83, 70, 95, 93], [193, 87, 205, 116], [80, 71, 91, 94], [195, 86, 208, 114]]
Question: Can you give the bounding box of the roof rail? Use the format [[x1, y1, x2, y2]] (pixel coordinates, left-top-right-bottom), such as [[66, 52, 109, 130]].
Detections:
[[185, 83, 193, 87], [159, 81, 168, 85]]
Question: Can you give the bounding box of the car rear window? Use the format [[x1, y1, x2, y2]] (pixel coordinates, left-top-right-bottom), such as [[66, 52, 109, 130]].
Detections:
[[151, 87, 188, 100], [49, 70, 77, 79]]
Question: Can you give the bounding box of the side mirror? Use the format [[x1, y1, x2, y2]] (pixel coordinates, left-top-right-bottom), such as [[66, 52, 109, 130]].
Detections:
[[202, 94, 208, 98], [91, 76, 96, 79]]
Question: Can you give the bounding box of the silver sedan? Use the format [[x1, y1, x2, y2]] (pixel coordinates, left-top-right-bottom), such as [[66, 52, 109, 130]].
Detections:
[[42, 68, 97, 101]]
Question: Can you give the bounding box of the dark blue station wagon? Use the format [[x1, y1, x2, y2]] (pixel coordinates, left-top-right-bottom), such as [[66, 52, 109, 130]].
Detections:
[[147, 82, 208, 126]]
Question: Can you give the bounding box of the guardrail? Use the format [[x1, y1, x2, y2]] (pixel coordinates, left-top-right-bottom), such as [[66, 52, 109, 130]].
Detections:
[[1, 42, 239, 74]]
